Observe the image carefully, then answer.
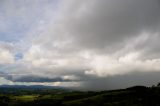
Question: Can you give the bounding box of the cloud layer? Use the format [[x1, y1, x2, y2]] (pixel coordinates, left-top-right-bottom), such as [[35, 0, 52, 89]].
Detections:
[[1, 0, 160, 90]]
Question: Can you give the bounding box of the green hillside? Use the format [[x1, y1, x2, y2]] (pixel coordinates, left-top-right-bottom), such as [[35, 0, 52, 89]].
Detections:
[[1, 86, 160, 106]]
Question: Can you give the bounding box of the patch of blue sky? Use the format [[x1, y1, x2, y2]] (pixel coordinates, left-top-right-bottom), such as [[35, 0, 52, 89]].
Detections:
[[0, 30, 28, 43], [15, 52, 23, 60]]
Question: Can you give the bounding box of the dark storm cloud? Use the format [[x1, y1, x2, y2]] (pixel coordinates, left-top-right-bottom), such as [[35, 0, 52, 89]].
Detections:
[[4, 75, 78, 82], [62, 0, 160, 52], [34, 0, 160, 58]]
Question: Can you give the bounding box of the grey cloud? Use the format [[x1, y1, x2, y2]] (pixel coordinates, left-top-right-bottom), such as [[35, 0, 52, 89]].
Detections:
[[2, 74, 79, 83], [59, 0, 160, 52], [35, 0, 160, 56], [8, 76, 73, 82]]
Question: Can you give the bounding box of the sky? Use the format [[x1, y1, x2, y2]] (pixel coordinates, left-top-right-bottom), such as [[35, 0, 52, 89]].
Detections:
[[1, 0, 160, 90]]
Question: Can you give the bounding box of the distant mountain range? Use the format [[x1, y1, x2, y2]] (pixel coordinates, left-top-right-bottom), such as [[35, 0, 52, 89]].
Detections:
[[0, 85, 63, 89], [0, 85, 72, 95]]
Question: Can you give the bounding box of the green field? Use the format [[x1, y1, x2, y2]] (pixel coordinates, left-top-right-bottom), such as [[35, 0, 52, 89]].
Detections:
[[13, 95, 39, 101]]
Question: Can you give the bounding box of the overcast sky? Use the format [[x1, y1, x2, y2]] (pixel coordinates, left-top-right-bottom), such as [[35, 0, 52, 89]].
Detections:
[[0, 0, 160, 90]]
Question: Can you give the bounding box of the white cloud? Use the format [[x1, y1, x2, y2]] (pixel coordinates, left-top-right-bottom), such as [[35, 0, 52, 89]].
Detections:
[[0, 42, 14, 64], [85, 52, 160, 77], [0, 77, 14, 85]]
